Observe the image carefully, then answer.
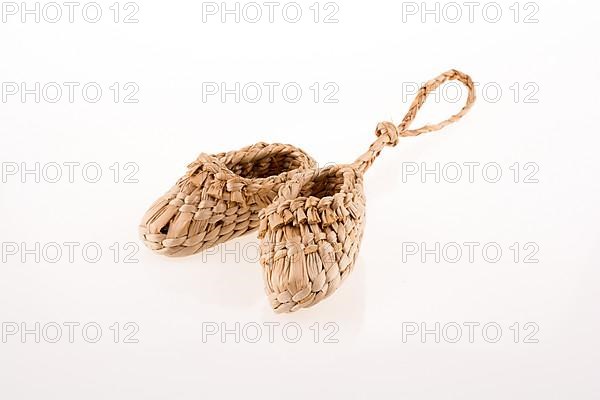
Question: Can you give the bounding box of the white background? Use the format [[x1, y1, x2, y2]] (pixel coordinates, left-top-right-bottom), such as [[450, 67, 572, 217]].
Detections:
[[1, 0, 599, 398]]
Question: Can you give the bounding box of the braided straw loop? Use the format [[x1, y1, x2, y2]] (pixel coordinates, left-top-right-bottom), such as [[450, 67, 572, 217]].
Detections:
[[258, 69, 476, 313], [140, 142, 316, 256], [354, 69, 476, 174]]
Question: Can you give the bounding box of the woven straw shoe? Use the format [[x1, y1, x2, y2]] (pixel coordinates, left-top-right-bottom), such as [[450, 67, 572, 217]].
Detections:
[[140, 142, 316, 256], [257, 69, 476, 312], [258, 165, 366, 313]]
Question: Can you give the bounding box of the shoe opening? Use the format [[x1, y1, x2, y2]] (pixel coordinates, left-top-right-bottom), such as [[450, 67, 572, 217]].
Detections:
[[226, 149, 308, 179]]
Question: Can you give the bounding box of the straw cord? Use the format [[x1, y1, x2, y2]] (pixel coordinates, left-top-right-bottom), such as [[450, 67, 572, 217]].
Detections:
[[353, 69, 476, 174]]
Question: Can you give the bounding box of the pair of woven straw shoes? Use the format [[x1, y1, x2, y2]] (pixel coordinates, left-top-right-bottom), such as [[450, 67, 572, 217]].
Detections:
[[140, 70, 476, 313]]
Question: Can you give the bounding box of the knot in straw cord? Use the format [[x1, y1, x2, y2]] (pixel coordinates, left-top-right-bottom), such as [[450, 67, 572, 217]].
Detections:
[[353, 69, 476, 174], [375, 121, 400, 147]]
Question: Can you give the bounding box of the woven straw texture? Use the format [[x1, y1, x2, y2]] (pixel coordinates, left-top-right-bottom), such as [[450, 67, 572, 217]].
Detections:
[[258, 165, 366, 313], [258, 69, 476, 313], [140, 142, 316, 256]]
